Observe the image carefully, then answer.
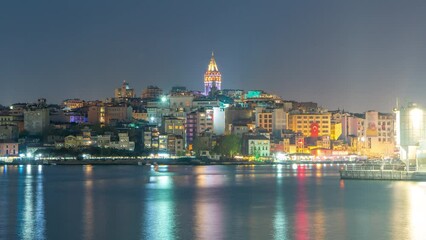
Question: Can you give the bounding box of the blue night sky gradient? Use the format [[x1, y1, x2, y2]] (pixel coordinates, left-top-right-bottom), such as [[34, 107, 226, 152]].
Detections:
[[1, 0, 426, 112]]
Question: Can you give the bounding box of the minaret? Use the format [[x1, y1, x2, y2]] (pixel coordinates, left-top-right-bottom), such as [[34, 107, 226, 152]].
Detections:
[[204, 52, 222, 95]]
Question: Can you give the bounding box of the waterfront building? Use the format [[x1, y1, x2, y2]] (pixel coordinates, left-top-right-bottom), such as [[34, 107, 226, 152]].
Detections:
[[242, 134, 271, 157], [143, 126, 160, 150], [96, 134, 112, 148], [396, 103, 426, 168], [167, 135, 184, 155], [0, 141, 18, 156], [159, 134, 168, 152], [353, 111, 396, 157], [204, 52, 222, 95], [115, 80, 136, 99], [110, 133, 135, 151], [64, 135, 84, 148]]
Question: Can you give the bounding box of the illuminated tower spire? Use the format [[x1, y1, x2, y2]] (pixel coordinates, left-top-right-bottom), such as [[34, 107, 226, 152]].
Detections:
[[204, 52, 222, 95]]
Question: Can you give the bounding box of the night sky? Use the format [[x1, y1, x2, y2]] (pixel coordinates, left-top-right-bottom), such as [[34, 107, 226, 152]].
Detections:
[[2, 0, 426, 112]]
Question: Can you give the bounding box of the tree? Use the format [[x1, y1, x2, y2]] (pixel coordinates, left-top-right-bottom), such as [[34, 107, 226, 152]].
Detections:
[[213, 134, 241, 158], [192, 136, 211, 156]]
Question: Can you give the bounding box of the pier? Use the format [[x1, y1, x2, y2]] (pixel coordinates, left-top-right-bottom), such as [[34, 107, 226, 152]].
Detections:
[[340, 164, 426, 181]]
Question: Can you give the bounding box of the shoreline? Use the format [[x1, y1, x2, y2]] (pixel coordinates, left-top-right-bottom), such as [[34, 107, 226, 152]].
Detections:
[[1, 159, 353, 166]]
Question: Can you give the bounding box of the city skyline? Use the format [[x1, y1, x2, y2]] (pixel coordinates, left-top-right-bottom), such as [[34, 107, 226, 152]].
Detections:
[[2, 1, 426, 112]]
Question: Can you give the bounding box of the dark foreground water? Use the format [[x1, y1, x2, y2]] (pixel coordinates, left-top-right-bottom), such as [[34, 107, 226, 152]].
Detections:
[[1, 164, 426, 240]]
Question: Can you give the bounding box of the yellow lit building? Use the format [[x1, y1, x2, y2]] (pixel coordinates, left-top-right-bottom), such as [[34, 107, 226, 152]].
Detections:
[[330, 122, 342, 141], [63, 99, 85, 110], [288, 113, 331, 137], [257, 111, 273, 132]]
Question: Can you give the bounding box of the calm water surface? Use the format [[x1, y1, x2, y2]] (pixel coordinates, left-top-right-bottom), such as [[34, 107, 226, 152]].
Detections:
[[1, 164, 426, 240]]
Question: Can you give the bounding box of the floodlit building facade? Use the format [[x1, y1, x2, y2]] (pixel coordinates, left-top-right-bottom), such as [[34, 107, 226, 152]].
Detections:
[[396, 103, 426, 170], [288, 113, 331, 137]]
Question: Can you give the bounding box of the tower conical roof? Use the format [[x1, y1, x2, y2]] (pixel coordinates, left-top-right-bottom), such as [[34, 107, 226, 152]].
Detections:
[[207, 52, 219, 72]]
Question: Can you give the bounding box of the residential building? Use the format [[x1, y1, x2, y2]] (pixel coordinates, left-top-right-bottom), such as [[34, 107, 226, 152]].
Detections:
[[110, 133, 135, 151], [114, 80, 135, 99], [141, 86, 163, 99], [63, 99, 85, 110]]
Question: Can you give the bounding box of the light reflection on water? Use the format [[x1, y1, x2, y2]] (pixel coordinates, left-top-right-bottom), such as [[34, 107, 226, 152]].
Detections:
[[408, 183, 426, 240], [273, 165, 287, 240], [0, 166, 8, 239], [143, 175, 176, 240], [16, 165, 45, 240], [83, 165, 94, 240], [1, 165, 426, 239]]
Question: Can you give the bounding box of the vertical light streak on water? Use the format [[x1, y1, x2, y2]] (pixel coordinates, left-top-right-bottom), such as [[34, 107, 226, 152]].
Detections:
[[312, 200, 325, 240], [295, 166, 309, 240], [83, 165, 94, 240], [21, 165, 34, 240], [409, 183, 426, 240], [390, 182, 410, 240], [143, 175, 175, 240], [0, 166, 8, 239], [194, 174, 224, 240], [274, 164, 287, 240], [34, 165, 46, 239]]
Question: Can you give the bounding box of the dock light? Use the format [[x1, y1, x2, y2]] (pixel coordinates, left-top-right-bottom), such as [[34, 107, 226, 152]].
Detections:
[[275, 152, 288, 161]]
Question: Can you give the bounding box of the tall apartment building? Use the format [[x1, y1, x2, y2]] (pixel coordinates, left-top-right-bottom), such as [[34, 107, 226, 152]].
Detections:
[[141, 86, 163, 99], [186, 109, 214, 145], [255, 107, 287, 136]]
